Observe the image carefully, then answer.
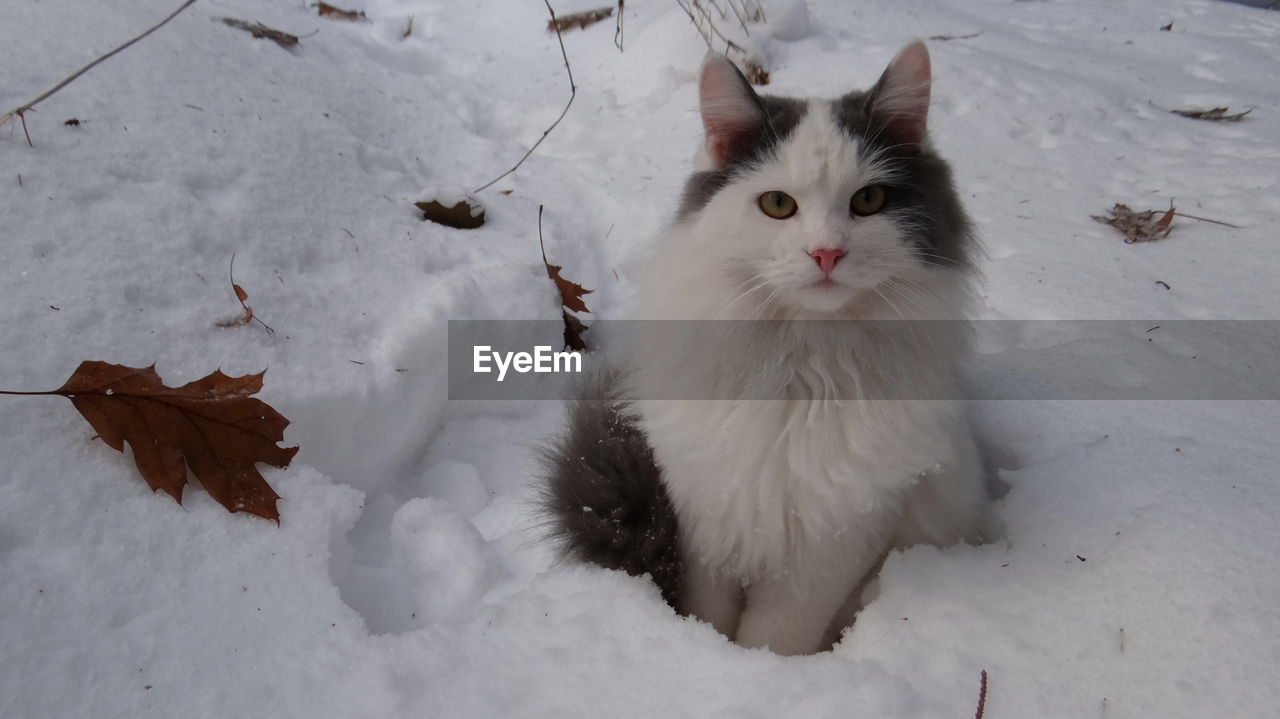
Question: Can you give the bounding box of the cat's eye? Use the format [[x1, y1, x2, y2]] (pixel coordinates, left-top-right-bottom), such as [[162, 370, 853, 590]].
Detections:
[[850, 185, 887, 216], [758, 191, 798, 220]]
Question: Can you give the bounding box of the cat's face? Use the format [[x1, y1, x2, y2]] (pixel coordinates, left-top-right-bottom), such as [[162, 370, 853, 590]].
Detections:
[[677, 43, 973, 318]]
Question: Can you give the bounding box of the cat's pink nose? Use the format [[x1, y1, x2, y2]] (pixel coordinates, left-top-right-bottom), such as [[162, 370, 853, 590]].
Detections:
[[809, 248, 845, 275]]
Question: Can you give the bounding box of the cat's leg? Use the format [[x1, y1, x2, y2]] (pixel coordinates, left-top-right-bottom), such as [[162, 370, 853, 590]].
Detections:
[[735, 536, 891, 656], [681, 560, 744, 640], [894, 427, 990, 548]]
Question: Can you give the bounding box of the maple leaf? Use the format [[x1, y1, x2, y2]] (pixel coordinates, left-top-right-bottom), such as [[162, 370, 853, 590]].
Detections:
[[1091, 202, 1176, 244], [8, 362, 298, 522]]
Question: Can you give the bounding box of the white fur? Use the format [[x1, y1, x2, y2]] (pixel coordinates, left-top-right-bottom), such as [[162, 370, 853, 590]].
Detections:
[[623, 99, 987, 655]]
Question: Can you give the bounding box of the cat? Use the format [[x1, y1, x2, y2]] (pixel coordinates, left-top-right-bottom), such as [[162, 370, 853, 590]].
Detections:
[[541, 41, 988, 656]]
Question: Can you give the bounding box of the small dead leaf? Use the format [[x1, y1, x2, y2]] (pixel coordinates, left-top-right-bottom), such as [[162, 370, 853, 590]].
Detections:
[[417, 198, 486, 229], [545, 261, 592, 314], [563, 310, 589, 351], [538, 206, 592, 350], [63, 118, 81, 127], [317, 2, 366, 21], [218, 18, 299, 48], [1170, 106, 1252, 121], [1092, 203, 1176, 244], [233, 284, 249, 303], [1160, 22, 1173, 31], [50, 362, 295, 521], [548, 6, 613, 33], [216, 305, 254, 328], [746, 61, 770, 86]]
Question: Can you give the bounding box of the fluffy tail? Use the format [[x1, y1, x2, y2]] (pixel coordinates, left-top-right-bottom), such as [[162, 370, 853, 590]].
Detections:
[[538, 369, 682, 608]]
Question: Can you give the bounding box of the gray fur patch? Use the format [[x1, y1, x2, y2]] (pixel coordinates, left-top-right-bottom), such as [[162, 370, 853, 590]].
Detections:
[[676, 95, 809, 222], [537, 368, 682, 608], [833, 92, 975, 269]]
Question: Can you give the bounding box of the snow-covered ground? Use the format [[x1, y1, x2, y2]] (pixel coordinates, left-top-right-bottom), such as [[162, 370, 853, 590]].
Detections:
[[2, 0, 1279, 717]]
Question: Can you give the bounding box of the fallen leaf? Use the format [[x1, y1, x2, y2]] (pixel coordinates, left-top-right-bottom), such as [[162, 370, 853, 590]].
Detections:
[[545, 260, 592, 313], [1092, 203, 1176, 243], [233, 284, 249, 302], [417, 198, 485, 229], [218, 17, 299, 48], [1170, 106, 1252, 121], [317, 2, 366, 20], [562, 310, 588, 351], [548, 6, 613, 33], [745, 61, 770, 86], [53, 362, 294, 521], [538, 206, 592, 349], [1160, 21, 1173, 31]]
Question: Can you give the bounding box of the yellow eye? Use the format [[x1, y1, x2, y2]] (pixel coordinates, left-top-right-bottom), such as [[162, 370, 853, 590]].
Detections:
[[758, 191, 798, 220], [850, 185, 887, 216]]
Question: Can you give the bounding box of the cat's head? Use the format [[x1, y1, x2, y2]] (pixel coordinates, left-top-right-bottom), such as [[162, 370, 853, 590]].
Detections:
[[677, 42, 975, 318]]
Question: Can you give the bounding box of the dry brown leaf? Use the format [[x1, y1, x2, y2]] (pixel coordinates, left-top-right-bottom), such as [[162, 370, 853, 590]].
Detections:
[[317, 2, 366, 21], [417, 198, 486, 229], [548, 6, 614, 33], [1170, 106, 1252, 121], [545, 260, 593, 314], [5, 362, 296, 521], [563, 310, 589, 352], [233, 284, 249, 302], [745, 61, 770, 86], [219, 18, 299, 48], [538, 206, 593, 349], [1092, 203, 1176, 243]]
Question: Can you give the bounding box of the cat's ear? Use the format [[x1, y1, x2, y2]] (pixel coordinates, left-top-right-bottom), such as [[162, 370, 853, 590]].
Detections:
[[866, 40, 932, 145], [699, 53, 766, 169]]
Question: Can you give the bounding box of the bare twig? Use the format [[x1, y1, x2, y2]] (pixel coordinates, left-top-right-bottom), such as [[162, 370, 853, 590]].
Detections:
[[676, 0, 747, 55], [614, 0, 625, 51], [472, 0, 576, 194], [403, 15, 414, 39], [218, 18, 301, 48], [1172, 211, 1243, 229], [1, 0, 198, 146], [930, 31, 983, 41], [974, 670, 988, 719]]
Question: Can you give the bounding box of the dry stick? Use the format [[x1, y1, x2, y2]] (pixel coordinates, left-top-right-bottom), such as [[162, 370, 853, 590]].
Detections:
[[676, 0, 746, 55], [975, 669, 989, 719], [614, 0, 625, 51], [472, 0, 576, 194], [1172, 212, 1243, 229], [0, 0, 198, 147]]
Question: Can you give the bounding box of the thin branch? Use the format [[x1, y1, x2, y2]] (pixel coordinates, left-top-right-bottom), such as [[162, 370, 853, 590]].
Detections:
[[1172, 212, 1243, 229], [1, 0, 199, 145], [472, 0, 576, 194], [614, 0, 625, 51], [974, 670, 988, 719]]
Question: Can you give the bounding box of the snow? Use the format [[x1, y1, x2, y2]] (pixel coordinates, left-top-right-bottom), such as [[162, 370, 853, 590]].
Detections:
[[2, 0, 1279, 717]]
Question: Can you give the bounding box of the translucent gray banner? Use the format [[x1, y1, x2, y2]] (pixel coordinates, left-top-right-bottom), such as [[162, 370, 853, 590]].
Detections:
[[447, 320, 1280, 400]]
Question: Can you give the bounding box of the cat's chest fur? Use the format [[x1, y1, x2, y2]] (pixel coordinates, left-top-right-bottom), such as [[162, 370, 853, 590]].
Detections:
[[630, 322, 966, 579]]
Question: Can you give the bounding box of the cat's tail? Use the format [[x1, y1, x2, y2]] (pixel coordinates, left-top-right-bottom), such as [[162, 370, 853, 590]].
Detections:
[[537, 367, 682, 608]]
